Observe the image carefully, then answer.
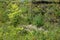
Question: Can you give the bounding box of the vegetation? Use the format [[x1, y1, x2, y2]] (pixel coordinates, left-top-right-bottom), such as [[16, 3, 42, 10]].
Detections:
[[0, 0, 60, 40]]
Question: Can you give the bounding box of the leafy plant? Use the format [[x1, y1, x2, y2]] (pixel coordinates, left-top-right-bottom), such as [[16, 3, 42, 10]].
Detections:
[[33, 14, 44, 27]]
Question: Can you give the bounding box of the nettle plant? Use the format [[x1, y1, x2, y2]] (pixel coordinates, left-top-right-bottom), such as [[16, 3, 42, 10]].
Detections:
[[7, 3, 20, 26], [7, 2, 28, 26]]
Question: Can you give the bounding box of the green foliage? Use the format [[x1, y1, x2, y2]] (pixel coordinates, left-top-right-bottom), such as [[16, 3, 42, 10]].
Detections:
[[0, 0, 60, 40], [2, 25, 60, 40], [33, 14, 44, 27]]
